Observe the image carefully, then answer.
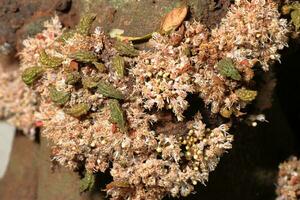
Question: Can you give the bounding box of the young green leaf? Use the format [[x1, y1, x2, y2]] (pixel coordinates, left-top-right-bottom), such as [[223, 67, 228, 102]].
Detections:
[[236, 88, 257, 102], [39, 50, 63, 69], [112, 56, 125, 77], [82, 76, 100, 89], [115, 41, 139, 57], [109, 99, 127, 133], [65, 72, 81, 85], [217, 58, 241, 81], [97, 81, 124, 100], [80, 171, 95, 192], [22, 67, 44, 85], [64, 103, 91, 117], [93, 62, 106, 72], [291, 9, 300, 31], [49, 86, 70, 106], [69, 51, 98, 63], [75, 13, 96, 36]]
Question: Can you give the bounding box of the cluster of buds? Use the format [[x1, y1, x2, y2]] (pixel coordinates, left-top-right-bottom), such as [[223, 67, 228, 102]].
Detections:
[[181, 114, 233, 176]]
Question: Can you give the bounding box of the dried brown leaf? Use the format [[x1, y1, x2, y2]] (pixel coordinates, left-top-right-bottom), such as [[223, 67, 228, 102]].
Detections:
[[160, 5, 188, 34]]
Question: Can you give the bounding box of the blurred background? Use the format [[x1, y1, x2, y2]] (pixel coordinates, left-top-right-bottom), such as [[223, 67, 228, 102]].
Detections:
[[0, 122, 15, 178]]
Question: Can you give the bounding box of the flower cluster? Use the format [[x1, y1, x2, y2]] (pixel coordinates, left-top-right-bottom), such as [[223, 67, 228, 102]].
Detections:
[[211, 0, 289, 71], [20, 14, 139, 172], [108, 115, 233, 200], [276, 157, 300, 200], [133, 0, 288, 118], [0, 63, 38, 138], [132, 22, 208, 121]]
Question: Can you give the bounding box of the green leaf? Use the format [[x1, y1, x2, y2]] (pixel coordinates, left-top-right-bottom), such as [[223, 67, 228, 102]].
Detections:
[[112, 56, 125, 77], [80, 171, 95, 192], [109, 99, 127, 133], [82, 76, 100, 89], [39, 50, 63, 69], [217, 58, 241, 81], [65, 72, 81, 85], [109, 29, 152, 42], [115, 41, 139, 57], [57, 30, 75, 43], [49, 86, 70, 106], [64, 103, 90, 117], [57, 14, 96, 43], [75, 13, 96, 36], [236, 88, 257, 102], [93, 62, 106, 72], [69, 51, 98, 63], [97, 81, 124, 100], [22, 67, 44, 85], [291, 9, 300, 31]]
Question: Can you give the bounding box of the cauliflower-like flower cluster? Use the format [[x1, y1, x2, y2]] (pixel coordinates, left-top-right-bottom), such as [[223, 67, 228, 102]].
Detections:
[[108, 115, 233, 199], [133, 0, 288, 117], [276, 157, 300, 200], [132, 23, 208, 121], [211, 0, 289, 71]]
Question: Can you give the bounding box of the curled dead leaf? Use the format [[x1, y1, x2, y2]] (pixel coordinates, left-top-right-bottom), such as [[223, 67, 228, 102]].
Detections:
[[106, 181, 130, 190], [160, 5, 188, 34]]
